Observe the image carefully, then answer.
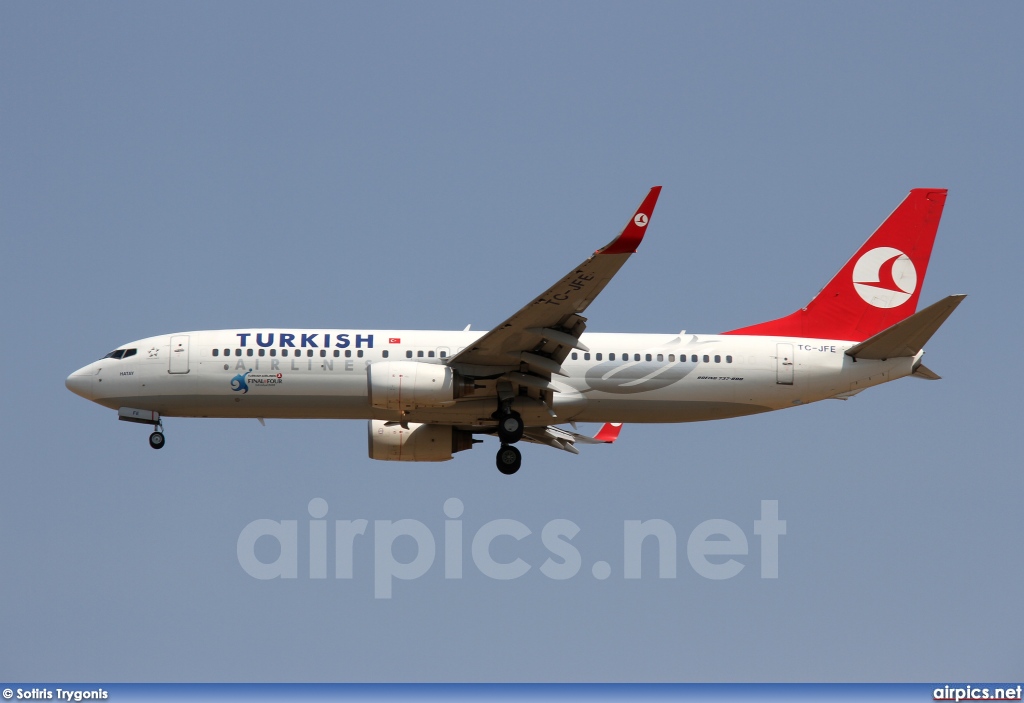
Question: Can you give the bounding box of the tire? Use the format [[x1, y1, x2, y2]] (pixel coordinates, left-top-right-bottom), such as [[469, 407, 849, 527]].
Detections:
[[496, 444, 522, 475], [149, 431, 165, 450], [497, 412, 524, 444]]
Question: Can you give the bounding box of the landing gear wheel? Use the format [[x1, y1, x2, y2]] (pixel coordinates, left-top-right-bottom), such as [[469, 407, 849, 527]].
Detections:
[[497, 411, 524, 444], [496, 444, 522, 475], [149, 431, 165, 450]]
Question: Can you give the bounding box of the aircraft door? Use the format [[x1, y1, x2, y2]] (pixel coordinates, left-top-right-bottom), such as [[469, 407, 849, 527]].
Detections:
[[776, 343, 794, 385], [169, 335, 191, 374]]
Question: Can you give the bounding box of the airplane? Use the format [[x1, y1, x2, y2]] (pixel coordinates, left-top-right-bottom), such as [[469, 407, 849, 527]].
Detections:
[[66, 187, 964, 475]]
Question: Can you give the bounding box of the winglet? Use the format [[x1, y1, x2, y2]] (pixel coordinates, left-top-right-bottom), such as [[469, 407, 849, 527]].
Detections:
[[596, 187, 662, 255], [593, 422, 623, 443]]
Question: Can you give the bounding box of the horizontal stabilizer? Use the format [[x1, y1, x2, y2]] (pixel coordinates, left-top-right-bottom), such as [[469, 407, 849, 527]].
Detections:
[[912, 363, 942, 380], [846, 294, 965, 360]]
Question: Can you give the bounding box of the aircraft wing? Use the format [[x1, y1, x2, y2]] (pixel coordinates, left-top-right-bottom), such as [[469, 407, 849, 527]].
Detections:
[[448, 187, 662, 382], [521, 423, 624, 454]]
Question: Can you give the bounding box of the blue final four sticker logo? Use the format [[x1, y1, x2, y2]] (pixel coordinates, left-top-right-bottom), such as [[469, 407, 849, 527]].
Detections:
[[230, 370, 283, 392], [231, 369, 251, 393]]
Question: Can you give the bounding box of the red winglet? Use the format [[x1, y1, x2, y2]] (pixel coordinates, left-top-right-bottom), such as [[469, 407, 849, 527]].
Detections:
[[593, 422, 623, 443], [597, 186, 662, 255]]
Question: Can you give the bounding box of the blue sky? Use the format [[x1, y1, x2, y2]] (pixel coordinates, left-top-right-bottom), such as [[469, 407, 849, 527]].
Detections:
[[1, 1, 1021, 682]]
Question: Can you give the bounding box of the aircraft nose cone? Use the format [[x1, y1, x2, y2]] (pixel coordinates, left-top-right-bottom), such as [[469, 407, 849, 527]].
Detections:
[[65, 369, 94, 399]]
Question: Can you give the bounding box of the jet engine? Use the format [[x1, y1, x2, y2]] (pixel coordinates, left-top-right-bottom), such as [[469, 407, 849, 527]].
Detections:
[[367, 361, 473, 411], [367, 420, 475, 462]]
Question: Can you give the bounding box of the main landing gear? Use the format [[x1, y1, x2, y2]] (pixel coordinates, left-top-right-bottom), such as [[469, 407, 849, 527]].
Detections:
[[497, 411, 524, 444], [493, 401, 524, 475], [496, 444, 522, 475]]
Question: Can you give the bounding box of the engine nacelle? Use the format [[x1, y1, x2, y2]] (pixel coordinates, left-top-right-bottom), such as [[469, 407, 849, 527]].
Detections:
[[368, 420, 475, 462], [367, 361, 471, 411]]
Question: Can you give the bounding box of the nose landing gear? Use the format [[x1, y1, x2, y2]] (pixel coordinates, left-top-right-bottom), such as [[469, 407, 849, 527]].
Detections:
[[118, 407, 166, 450], [149, 420, 165, 449]]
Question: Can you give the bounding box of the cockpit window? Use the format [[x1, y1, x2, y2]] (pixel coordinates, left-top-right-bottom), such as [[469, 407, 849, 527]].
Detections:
[[100, 348, 138, 360]]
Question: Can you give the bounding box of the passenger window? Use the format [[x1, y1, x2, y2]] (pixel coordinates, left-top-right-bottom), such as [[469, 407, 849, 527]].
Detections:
[[282, 350, 288, 357], [270, 349, 277, 357], [247, 349, 254, 357], [572, 352, 578, 360], [703, 355, 709, 363], [212, 349, 219, 357], [595, 353, 602, 361], [440, 351, 447, 358], [634, 354, 641, 361], [714, 355, 721, 363], [382, 350, 389, 359], [609, 353, 615, 361], [320, 349, 326, 357], [357, 350, 364, 358], [428, 351, 435, 358], [657, 354, 663, 362], [345, 350, 352, 358], [223, 349, 230, 357], [258, 349, 265, 357], [645, 354, 652, 361], [668, 354, 675, 362], [417, 350, 424, 358], [584, 353, 590, 361], [235, 349, 242, 357], [406, 350, 413, 358], [691, 355, 698, 362], [726, 355, 733, 363]]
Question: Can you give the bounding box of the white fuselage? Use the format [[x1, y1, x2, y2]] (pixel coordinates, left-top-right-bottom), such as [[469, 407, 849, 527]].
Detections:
[[65, 328, 917, 428]]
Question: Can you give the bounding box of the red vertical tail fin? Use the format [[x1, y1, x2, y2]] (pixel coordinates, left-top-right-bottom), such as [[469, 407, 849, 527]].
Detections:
[[723, 188, 948, 341]]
